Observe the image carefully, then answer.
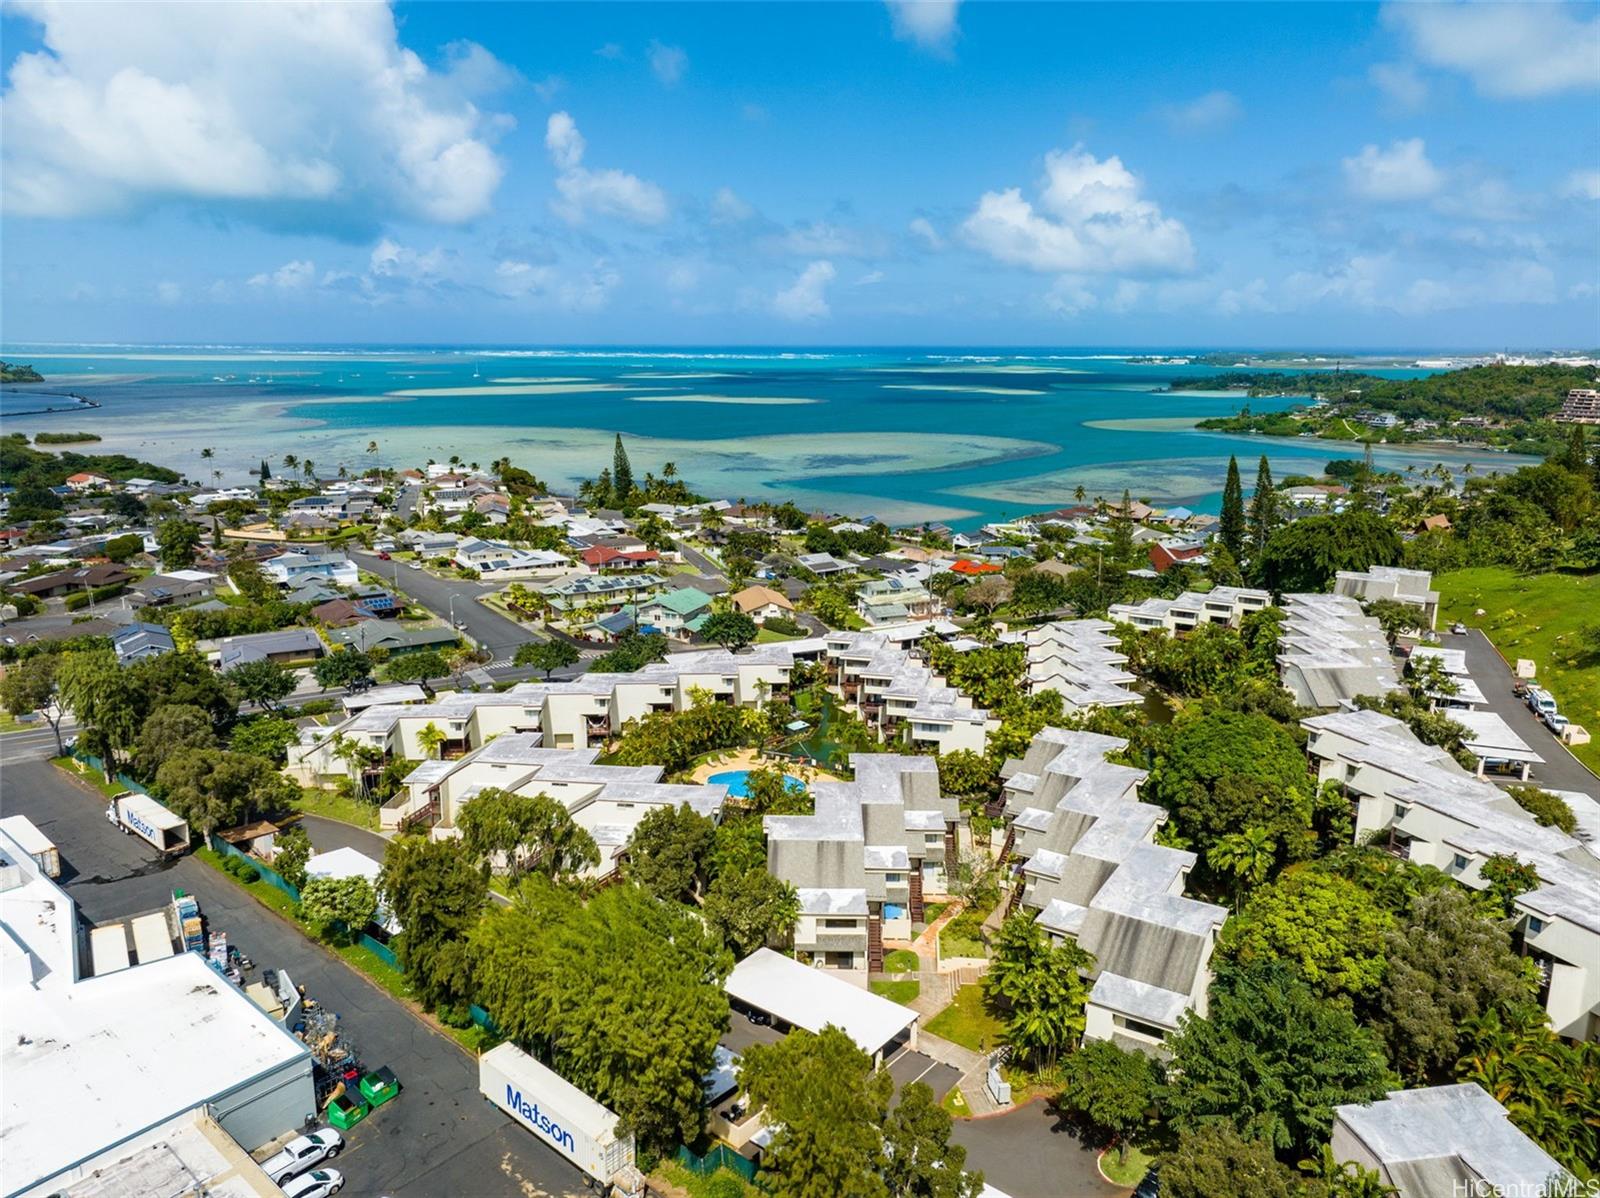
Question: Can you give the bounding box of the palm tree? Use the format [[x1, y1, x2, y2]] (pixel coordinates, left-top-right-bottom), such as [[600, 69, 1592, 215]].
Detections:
[[283, 453, 299, 471], [302, 460, 315, 482], [212, 469, 223, 484], [1073, 485, 1087, 503], [417, 722, 447, 760], [663, 461, 677, 479], [366, 440, 380, 475], [1207, 825, 1277, 909], [200, 447, 215, 461]]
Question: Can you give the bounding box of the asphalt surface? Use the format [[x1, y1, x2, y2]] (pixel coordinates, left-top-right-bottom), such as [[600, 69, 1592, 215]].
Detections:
[[1456, 628, 1599, 793], [348, 548, 533, 664], [949, 1099, 1115, 1198], [0, 758, 589, 1198]]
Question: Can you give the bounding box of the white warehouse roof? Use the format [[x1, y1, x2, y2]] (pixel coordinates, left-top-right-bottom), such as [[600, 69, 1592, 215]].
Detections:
[[725, 948, 917, 1057]]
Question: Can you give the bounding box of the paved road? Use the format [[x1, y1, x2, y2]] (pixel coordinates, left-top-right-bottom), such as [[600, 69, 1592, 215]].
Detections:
[[0, 759, 587, 1198], [1457, 628, 1599, 793], [349, 548, 533, 664], [950, 1099, 1117, 1198], [675, 539, 726, 581]]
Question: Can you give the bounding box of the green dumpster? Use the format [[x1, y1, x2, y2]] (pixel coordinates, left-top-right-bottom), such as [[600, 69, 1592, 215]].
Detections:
[[327, 1093, 369, 1130], [359, 1066, 401, 1108]]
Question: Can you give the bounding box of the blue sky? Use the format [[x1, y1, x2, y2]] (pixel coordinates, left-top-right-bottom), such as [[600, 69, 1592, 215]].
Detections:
[[1, 0, 1596, 348]]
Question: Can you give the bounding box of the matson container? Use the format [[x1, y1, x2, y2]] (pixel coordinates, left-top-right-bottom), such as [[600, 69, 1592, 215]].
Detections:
[[479, 1043, 636, 1186]]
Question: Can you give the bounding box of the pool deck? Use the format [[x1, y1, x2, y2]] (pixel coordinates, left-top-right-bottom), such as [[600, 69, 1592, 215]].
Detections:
[[688, 746, 840, 787]]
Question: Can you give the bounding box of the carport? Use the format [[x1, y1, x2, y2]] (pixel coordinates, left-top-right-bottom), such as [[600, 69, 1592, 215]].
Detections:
[[725, 948, 919, 1064]]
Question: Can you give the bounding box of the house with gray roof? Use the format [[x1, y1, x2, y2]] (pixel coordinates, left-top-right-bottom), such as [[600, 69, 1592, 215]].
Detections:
[[1331, 1084, 1569, 1197], [217, 627, 324, 671], [111, 621, 175, 665], [999, 728, 1228, 1054], [765, 754, 959, 972], [326, 622, 459, 656], [1277, 591, 1401, 708]]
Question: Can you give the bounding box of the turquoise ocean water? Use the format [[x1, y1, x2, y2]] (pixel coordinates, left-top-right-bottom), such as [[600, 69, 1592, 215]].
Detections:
[[0, 346, 1534, 530]]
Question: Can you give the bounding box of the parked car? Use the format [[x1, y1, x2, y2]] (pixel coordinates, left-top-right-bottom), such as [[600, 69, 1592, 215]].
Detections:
[[1544, 711, 1570, 736], [377, 551, 391, 561], [261, 1130, 343, 1184], [1450, 622, 1467, 635], [408, 561, 422, 570], [281, 1169, 344, 1198]]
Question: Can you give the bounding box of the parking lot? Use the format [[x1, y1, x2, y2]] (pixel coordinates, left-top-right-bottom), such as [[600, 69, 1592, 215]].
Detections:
[[0, 759, 589, 1198]]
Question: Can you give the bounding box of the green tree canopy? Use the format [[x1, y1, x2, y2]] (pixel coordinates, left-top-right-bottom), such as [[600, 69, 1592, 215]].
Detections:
[[740, 1025, 895, 1198], [0, 653, 68, 755], [625, 802, 717, 904], [882, 1081, 983, 1198], [1255, 511, 1402, 594], [153, 748, 298, 837], [274, 824, 312, 891], [228, 715, 301, 762], [699, 610, 758, 653], [299, 875, 378, 939], [1373, 888, 1536, 1083], [379, 836, 487, 1011], [702, 867, 800, 957], [984, 914, 1093, 1066], [1056, 1039, 1161, 1163], [1217, 870, 1393, 1003], [456, 787, 599, 881], [155, 517, 203, 570], [1220, 455, 1246, 560], [472, 879, 732, 1152], [383, 649, 450, 684], [312, 649, 374, 689], [1159, 1124, 1308, 1198], [513, 638, 581, 678], [228, 658, 296, 712], [1162, 961, 1392, 1159], [134, 702, 218, 777]]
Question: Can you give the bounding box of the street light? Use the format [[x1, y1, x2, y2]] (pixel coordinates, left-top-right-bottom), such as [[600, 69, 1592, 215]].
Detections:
[[449, 595, 457, 627]]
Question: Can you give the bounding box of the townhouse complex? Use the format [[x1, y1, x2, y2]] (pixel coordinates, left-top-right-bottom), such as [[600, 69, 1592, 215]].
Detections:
[[1000, 618, 1143, 710], [1305, 708, 1600, 1042], [1000, 729, 1228, 1051], [765, 755, 960, 970]]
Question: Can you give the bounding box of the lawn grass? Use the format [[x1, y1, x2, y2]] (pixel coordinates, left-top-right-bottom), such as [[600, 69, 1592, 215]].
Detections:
[[293, 786, 380, 831], [870, 978, 921, 1003], [756, 627, 803, 644], [939, 909, 989, 959], [655, 1159, 762, 1198], [921, 901, 949, 925], [883, 948, 920, 973], [1437, 567, 1600, 775], [924, 984, 1006, 1054], [941, 1085, 971, 1117], [50, 756, 126, 799], [1100, 1145, 1154, 1187]]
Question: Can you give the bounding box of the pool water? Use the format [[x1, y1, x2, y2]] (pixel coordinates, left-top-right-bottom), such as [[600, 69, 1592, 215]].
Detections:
[[707, 770, 805, 798]]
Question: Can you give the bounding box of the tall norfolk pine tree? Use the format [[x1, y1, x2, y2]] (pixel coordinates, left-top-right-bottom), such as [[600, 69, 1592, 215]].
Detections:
[[1219, 455, 1246, 561], [1247, 453, 1279, 561], [612, 433, 635, 503]]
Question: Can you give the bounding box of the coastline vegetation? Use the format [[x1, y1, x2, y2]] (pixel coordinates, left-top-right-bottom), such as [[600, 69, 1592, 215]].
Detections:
[[0, 361, 44, 383], [33, 430, 102, 444]]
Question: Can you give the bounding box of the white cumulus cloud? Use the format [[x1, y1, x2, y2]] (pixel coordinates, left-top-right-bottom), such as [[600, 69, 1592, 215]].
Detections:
[[1384, 1, 1600, 98], [545, 111, 668, 226], [961, 145, 1195, 275], [1158, 90, 1242, 133], [249, 259, 317, 291], [711, 187, 755, 224], [1368, 62, 1429, 113], [773, 260, 836, 321], [887, 1, 960, 53], [1342, 138, 1443, 201], [0, 1, 507, 226], [648, 41, 688, 86], [1562, 169, 1600, 201]]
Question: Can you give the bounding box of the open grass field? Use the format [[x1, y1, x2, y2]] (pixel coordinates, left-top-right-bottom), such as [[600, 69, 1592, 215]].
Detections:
[[925, 984, 1006, 1054], [1438, 567, 1600, 774], [870, 978, 921, 1003]]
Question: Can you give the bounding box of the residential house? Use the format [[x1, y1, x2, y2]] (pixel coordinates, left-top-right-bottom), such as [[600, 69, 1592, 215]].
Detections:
[[1331, 1084, 1569, 1198], [1304, 708, 1600, 1040], [636, 586, 714, 640], [127, 569, 216, 608], [1002, 619, 1142, 711], [948, 558, 1001, 577], [1108, 586, 1271, 634], [472, 494, 510, 524], [1277, 592, 1401, 707], [473, 550, 574, 581], [398, 530, 460, 558], [796, 552, 852, 577], [327, 622, 460, 657], [64, 472, 111, 492], [541, 572, 665, 616], [1333, 565, 1440, 630], [110, 621, 175, 665], [217, 628, 324, 670], [999, 728, 1228, 1052], [7, 563, 134, 599], [729, 585, 795, 624], [261, 551, 358, 590], [1147, 542, 1206, 573], [855, 577, 939, 626], [309, 598, 372, 628], [766, 754, 960, 970], [580, 545, 661, 572]]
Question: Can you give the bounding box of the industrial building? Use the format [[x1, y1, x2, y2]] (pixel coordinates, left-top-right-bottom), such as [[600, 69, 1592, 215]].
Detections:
[[0, 827, 315, 1198]]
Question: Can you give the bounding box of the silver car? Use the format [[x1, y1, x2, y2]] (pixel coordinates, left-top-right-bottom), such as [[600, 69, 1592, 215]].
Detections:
[[261, 1129, 344, 1184]]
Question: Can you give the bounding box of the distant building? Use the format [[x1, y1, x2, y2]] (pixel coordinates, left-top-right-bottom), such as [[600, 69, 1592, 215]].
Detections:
[[111, 621, 175, 665], [1333, 565, 1439, 629], [1556, 387, 1600, 424]]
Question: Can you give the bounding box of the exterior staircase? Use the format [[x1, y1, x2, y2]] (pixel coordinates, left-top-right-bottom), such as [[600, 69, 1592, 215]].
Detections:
[[867, 914, 885, 972], [400, 794, 440, 834], [908, 868, 924, 922], [998, 825, 1015, 864]]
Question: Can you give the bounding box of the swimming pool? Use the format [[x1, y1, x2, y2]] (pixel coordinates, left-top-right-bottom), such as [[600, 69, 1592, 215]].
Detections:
[[707, 769, 805, 798]]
